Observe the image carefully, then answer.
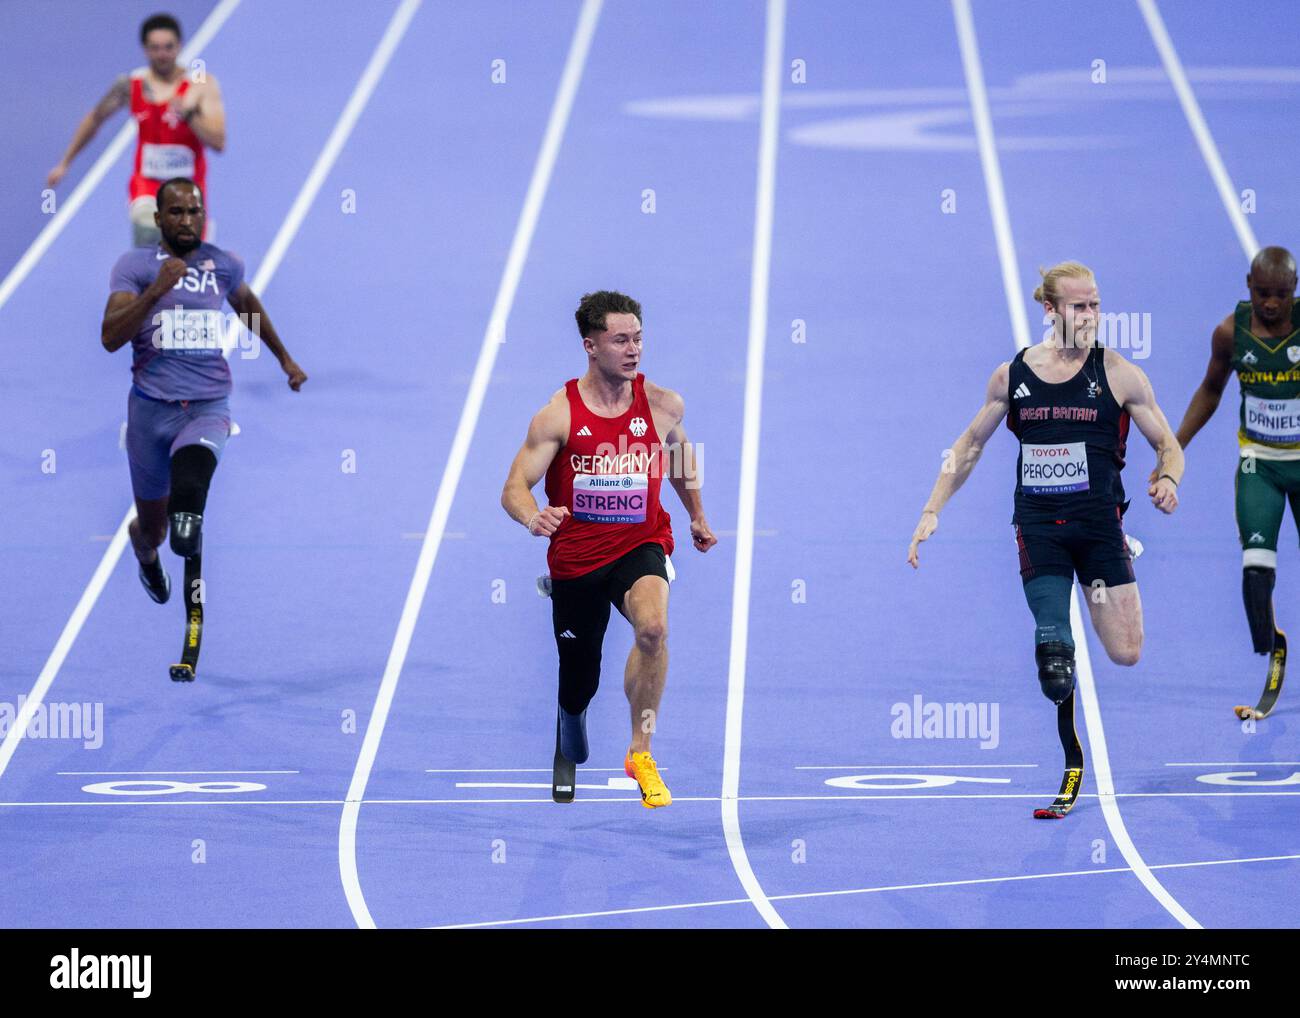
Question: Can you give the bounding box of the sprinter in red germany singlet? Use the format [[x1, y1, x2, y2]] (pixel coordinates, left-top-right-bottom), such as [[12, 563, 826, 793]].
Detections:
[[502, 291, 717, 808], [48, 13, 226, 247]]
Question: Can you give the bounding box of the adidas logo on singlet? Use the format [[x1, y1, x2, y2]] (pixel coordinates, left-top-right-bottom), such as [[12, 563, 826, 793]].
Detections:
[[576, 426, 592, 437], [559, 630, 577, 639], [1014, 383, 1031, 399], [1243, 350, 1258, 366]]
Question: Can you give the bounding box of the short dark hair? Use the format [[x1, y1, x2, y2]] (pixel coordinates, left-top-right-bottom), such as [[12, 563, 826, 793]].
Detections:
[[1251, 245, 1297, 281], [141, 13, 182, 44], [156, 177, 200, 205], [575, 291, 642, 338]]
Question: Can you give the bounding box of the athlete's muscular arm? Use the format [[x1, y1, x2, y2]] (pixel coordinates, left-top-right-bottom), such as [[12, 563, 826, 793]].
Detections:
[[228, 284, 306, 390], [907, 362, 1010, 568], [1108, 352, 1182, 515], [502, 391, 571, 536], [651, 386, 717, 553], [48, 75, 131, 187], [173, 75, 226, 152], [1171, 316, 1234, 450], [100, 258, 187, 352]]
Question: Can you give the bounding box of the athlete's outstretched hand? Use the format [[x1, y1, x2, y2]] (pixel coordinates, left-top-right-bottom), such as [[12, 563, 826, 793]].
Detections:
[[528, 505, 569, 537], [690, 516, 717, 552], [1148, 477, 1178, 514], [907, 510, 938, 568], [282, 359, 308, 391]]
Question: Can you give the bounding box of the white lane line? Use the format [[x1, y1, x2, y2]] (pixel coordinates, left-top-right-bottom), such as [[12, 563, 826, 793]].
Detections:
[[455, 778, 638, 790], [57, 770, 300, 775], [720, 0, 788, 934], [0, 507, 134, 784], [430, 852, 1300, 929], [246, 0, 419, 295], [950, 0, 1030, 352], [1166, 762, 1300, 767], [336, 0, 604, 931], [1136, 0, 1259, 258], [0, 801, 344, 807], [0, 0, 243, 314], [424, 767, 635, 773], [0, 4, 421, 790], [795, 764, 1039, 769], [1069, 595, 1199, 927], [951, 0, 1200, 931], [6, 790, 1297, 808]]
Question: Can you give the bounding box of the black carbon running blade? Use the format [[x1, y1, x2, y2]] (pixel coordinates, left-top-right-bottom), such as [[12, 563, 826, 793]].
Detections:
[[169, 554, 202, 682], [1235, 629, 1286, 721], [1035, 692, 1084, 819]]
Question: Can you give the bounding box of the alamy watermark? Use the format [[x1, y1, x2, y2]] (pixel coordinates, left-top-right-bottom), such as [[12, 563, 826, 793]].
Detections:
[[1043, 310, 1152, 359], [0, 697, 103, 749], [151, 307, 261, 359], [567, 431, 704, 489], [890, 694, 999, 749]]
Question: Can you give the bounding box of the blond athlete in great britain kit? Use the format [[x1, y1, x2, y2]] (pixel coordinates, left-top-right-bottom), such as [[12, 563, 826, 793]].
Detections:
[[909, 262, 1184, 817]]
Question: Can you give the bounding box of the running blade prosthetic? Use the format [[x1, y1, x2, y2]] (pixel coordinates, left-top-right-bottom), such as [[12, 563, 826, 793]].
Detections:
[[1235, 628, 1287, 721]]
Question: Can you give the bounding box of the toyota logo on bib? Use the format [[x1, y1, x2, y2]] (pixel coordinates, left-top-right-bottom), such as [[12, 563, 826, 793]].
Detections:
[[630, 417, 648, 437]]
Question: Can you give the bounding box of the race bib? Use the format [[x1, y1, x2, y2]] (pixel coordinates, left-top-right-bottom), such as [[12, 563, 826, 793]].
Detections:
[[152, 308, 226, 353], [572, 473, 648, 524], [1244, 394, 1300, 444], [1021, 442, 1089, 495], [140, 142, 196, 180]]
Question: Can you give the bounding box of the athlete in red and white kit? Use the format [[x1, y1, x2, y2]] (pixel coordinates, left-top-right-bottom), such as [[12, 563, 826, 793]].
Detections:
[[48, 13, 225, 247], [502, 291, 717, 808]]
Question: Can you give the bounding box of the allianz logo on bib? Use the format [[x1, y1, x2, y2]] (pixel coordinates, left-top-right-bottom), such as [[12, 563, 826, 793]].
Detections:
[[1021, 442, 1089, 495], [572, 472, 648, 524]]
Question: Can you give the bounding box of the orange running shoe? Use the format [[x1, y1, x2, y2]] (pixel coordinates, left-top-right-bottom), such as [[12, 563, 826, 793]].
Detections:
[[624, 750, 672, 808]]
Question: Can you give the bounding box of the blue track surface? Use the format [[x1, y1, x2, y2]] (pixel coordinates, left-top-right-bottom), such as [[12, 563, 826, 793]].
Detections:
[[0, 0, 1296, 929]]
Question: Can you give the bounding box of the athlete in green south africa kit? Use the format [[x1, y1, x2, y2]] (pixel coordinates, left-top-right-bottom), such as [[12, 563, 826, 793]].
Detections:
[[1167, 245, 1299, 720]]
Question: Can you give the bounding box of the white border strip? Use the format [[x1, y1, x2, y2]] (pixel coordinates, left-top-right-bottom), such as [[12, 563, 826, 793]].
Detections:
[[951, 0, 1200, 930], [336, 0, 605, 930], [0, 0, 243, 313], [1135, 0, 1259, 259], [430, 852, 1299, 929], [720, 0, 788, 931], [0, 1, 421, 787]]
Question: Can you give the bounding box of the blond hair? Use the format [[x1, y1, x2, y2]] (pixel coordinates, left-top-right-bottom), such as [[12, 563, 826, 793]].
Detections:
[[1033, 261, 1095, 306]]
